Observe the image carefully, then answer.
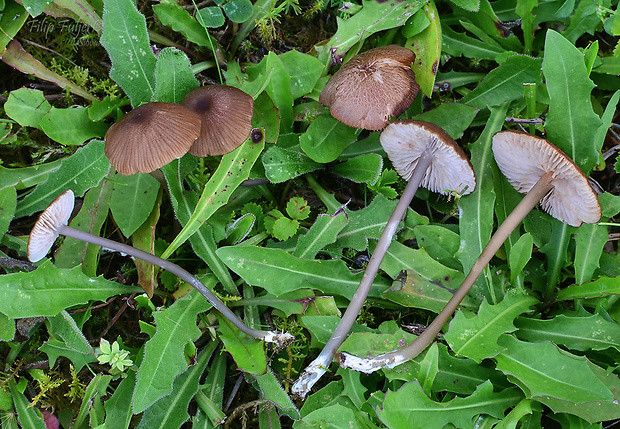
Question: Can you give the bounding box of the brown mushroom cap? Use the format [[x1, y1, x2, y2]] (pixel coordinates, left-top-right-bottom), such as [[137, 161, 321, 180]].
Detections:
[[319, 45, 420, 131], [380, 120, 476, 195], [492, 130, 601, 227], [104, 102, 201, 175], [28, 190, 75, 262], [181, 85, 254, 157]]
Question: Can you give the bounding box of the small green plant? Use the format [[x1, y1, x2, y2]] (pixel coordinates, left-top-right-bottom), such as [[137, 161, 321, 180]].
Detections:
[[64, 366, 86, 403], [255, 0, 302, 43], [97, 339, 134, 373], [367, 168, 399, 199], [264, 197, 311, 240], [197, 0, 254, 28], [28, 369, 65, 408]]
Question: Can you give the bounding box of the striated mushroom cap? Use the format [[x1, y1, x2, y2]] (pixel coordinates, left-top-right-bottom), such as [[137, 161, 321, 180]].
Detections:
[[380, 120, 476, 195], [28, 190, 75, 262], [492, 130, 601, 227], [319, 45, 420, 131], [105, 102, 201, 175], [182, 85, 255, 157]]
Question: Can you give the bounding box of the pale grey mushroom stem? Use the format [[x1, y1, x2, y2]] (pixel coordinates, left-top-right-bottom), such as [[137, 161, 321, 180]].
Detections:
[[339, 171, 555, 373], [28, 191, 292, 346], [56, 225, 292, 344], [292, 150, 434, 398]]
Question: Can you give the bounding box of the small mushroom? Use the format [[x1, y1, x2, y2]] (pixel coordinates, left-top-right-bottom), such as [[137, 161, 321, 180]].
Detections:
[[380, 120, 476, 195], [292, 120, 476, 397], [182, 85, 254, 156], [28, 190, 293, 346], [338, 130, 602, 374], [105, 102, 201, 175], [319, 45, 420, 130], [493, 130, 601, 227]]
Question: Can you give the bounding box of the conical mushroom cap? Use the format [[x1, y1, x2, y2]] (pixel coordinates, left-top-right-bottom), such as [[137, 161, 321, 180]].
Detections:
[[182, 85, 255, 157], [105, 102, 201, 175], [492, 130, 601, 227], [319, 45, 420, 131], [380, 120, 476, 195], [28, 190, 75, 262]]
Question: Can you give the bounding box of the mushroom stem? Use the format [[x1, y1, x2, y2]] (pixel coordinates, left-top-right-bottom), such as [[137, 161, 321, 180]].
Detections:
[[339, 171, 555, 373], [55, 225, 292, 345], [292, 150, 434, 398]]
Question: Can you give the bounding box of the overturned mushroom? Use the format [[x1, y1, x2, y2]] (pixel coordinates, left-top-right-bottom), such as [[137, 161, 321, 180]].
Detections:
[[28, 190, 293, 346], [292, 120, 476, 397], [182, 85, 254, 156], [105, 102, 201, 175], [493, 131, 601, 227], [338, 130, 601, 374], [319, 45, 420, 130]]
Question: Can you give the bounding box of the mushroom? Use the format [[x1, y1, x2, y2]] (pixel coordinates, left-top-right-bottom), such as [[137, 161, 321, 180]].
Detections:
[[492, 130, 601, 227], [105, 102, 202, 175], [28, 190, 293, 346], [292, 120, 476, 397], [181, 85, 255, 156], [338, 130, 602, 374], [319, 45, 420, 130]]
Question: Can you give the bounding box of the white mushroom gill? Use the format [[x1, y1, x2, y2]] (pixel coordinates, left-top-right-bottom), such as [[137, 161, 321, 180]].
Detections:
[[381, 121, 476, 195], [493, 130, 601, 227]]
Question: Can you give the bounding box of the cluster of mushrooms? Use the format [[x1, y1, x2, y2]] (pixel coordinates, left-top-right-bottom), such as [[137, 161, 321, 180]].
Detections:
[[27, 45, 602, 398], [28, 84, 295, 346], [292, 45, 602, 396], [105, 84, 255, 175]]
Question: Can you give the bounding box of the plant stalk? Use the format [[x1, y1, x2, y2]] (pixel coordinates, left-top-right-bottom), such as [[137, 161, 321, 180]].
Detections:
[[306, 174, 341, 214], [56, 225, 291, 344], [292, 150, 434, 397]]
